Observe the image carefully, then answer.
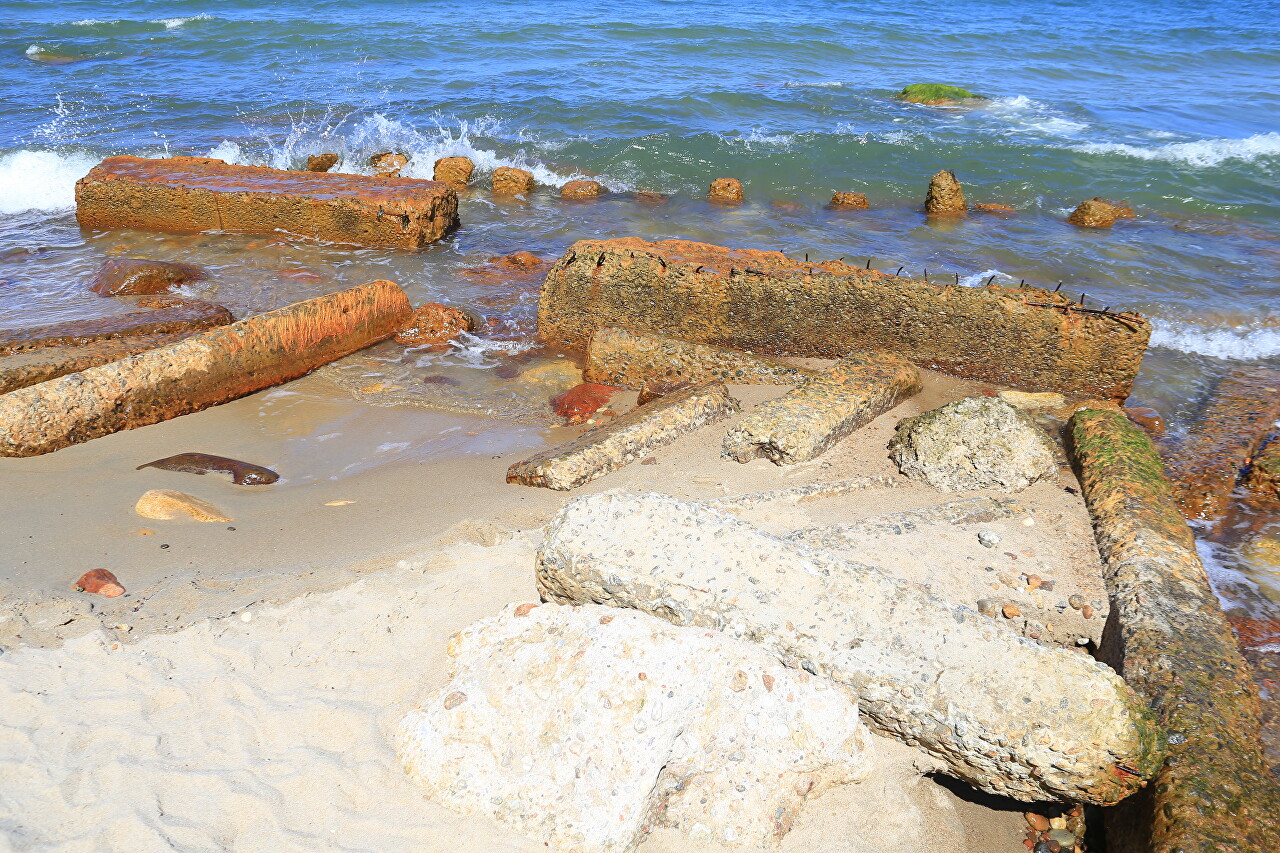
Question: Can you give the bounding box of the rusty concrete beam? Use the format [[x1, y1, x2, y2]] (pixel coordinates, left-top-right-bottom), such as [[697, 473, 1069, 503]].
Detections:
[[1069, 409, 1280, 852], [723, 352, 921, 464], [76, 156, 459, 249], [506, 382, 740, 490], [0, 296, 231, 356], [1160, 367, 1280, 520], [536, 238, 1149, 400], [583, 326, 815, 389], [0, 281, 411, 457]]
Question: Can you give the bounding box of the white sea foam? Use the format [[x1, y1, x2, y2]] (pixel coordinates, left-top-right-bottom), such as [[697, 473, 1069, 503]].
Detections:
[[0, 149, 99, 214], [717, 128, 794, 149], [957, 269, 1016, 288], [983, 96, 1088, 138], [783, 81, 844, 89], [1072, 132, 1280, 168], [1150, 317, 1280, 360], [153, 14, 214, 29], [25, 45, 45, 57]]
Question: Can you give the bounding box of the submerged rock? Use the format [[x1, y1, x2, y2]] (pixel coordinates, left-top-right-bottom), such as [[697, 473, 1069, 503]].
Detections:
[[135, 489, 232, 522], [1067, 198, 1119, 228], [89, 258, 207, 297], [898, 83, 985, 105], [433, 156, 474, 188], [394, 303, 474, 347], [396, 602, 875, 852], [550, 382, 617, 424], [492, 166, 534, 196], [889, 397, 1058, 492], [828, 191, 870, 209], [924, 169, 966, 214], [560, 179, 603, 199], [708, 177, 743, 203], [137, 452, 279, 486], [305, 153, 340, 172]]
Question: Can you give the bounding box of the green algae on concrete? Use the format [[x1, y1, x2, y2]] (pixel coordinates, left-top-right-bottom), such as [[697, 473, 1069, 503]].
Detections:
[[1069, 409, 1280, 853], [898, 83, 985, 104]]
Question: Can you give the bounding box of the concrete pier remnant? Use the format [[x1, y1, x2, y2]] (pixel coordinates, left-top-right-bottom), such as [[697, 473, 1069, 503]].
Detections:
[[1069, 408, 1280, 852], [0, 281, 412, 457], [75, 156, 459, 249], [536, 238, 1149, 400], [584, 326, 815, 389]]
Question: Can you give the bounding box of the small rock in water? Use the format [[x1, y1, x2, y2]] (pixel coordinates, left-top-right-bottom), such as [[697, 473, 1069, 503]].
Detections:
[[369, 151, 408, 177], [1067, 198, 1119, 229], [492, 166, 535, 196], [708, 177, 744, 203], [828, 191, 869, 209], [924, 169, 966, 215], [88, 258, 207, 297], [974, 202, 1016, 213], [978, 529, 1002, 548], [561, 179, 603, 199], [433, 156, 474, 188], [135, 489, 232, 522], [137, 452, 279, 486], [74, 569, 125, 598], [1125, 405, 1164, 435], [305, 153, 340, 172], [550, 382, 617, 425], [394, 303, 474, 347], [634, 189, 668, 205]]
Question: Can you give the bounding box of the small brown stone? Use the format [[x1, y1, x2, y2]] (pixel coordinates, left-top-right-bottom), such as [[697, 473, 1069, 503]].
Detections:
[[924, 169, 966, 215], [1025, 812, 1049, 831], [550, 382, 618, 425], [634, 190, 668, 205], [762, 673, 775, 692], [1081, 604, 1095, 619], [561, 179, 603, 200], [514, 603, 537, 617], [1003, 604, 1022, 619], [730, 670, 748, 692], [829, 191, 869, 209], [600, 615, 614, 624], [708, 178, 743, 204], [305, 153, 340, 172], [75, 569, 125, 598], [433, 156, 474, 188], [1092, 197, 1135, 218], [640, 457, 658, 465], [89, 258, 207, 297], [974, 203, 1016, 213], [442, 690, 467, 710], [1027, 574, 1042, 590], [1125, 405, 1165, 435], [637, 379, 694, 406], [1067, 199, 1118, 229], [492, 166, 535, 196], [135, 489, 231, 522], [369, 151, 408, 178], [394, 303, 474, 347]]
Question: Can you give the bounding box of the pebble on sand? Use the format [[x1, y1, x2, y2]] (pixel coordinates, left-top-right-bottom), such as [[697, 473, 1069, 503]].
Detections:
[[74, 569, 125, 598]]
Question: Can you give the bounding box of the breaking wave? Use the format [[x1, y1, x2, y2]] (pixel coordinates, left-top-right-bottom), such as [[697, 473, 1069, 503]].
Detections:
[[0, 149, 100, 214], [1071, 132, 1280, 168], [983, 95, 1088, 138], [957, 268, 1016, 288], [154, 14, 215, 29], [1150, 317, 1280, 360]]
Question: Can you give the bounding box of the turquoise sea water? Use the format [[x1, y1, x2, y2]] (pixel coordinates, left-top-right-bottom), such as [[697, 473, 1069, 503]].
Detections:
[[1, 1, 1279, 605]]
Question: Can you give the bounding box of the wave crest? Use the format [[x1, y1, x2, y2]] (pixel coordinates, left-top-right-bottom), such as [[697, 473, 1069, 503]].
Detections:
[[0, 149, 99, 214], [1150, 317, 1280, 360], [1072, 132, 1280, 168]]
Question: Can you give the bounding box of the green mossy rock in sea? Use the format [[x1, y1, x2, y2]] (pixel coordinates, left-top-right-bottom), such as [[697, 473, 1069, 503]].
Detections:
[[898, 83, 985, 105]]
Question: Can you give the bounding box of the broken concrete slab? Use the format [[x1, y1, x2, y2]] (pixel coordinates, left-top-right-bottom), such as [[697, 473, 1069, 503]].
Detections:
[[1160, 367, 1280, 520], [0, 331, 190, 394], [787, 496, 1022, 548], [396, 602, 874, 852], [0, 296, 231, 356], [506, 382, 740, 490], [536, 238, 1149, 399], [75, 156, 459, 249], [584, 326, 816, 390], [1069, 408, 1280, 852], [0, 280, 411, 457], [536, 492, 1164, 805], [723, 352, 921, 465], [706, 475, 904, 511]]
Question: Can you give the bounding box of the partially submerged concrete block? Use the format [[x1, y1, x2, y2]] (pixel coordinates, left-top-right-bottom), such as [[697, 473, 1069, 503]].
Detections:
[[396, 602, 874, 852], [708, 178, 743, 203], [536, 492, 1163, 805], [536, 238, 1149, 399], [924, 170, 965, 214], [724, 352, 920, 464], [584, 326, 815, 390], [0, 281, 411, 457], [75, 156, 459, 249], [432, 156, 474, 188], [492, 166, 534, 196], [1069, 409, 1280, 852], [506, 382, 739, 490], [1160, 367, 1280, 519], [0, 296, 231, 356], [561, 179, 603, 199], [0, 332, 190, 394]]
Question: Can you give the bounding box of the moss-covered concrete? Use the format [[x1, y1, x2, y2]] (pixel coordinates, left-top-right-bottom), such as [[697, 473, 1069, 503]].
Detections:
[[1069, 409, 1280, 852], [898, 83, 984, 104]]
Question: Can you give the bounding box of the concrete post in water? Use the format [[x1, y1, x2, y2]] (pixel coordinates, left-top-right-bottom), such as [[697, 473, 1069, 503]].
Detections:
[[1160, 367, 1280, 520], [75, 156, 459, 249], [723, 352, 921, 464], [536, 238, 1149, 400], [584, 326, 816, 389], [1069, 408, 1280, 852], [0, 281, 412, 457], [506, 382, 740, 490], [535, 492, 1164, 805], [924, 169, 966, 214]]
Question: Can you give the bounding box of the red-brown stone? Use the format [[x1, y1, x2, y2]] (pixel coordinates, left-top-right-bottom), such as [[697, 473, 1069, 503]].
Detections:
[[550, 382, 618, 424], [709, 178, 743, 203], [434, 156, 474, 188], [0, 296, 231, 356], [561, 180, 603, 199], [394, 303, 474, 347], [974, 203, 1016, 214], [637, 379, 694, 406], [369, 151, 408, 177], [89, 258, 207, 296], [305, 153, 340, 172], [828, 192, 869, 209], [75, 569, 125, 598], [1125, 405, 1165, 435], [492, 167, 535, 196], [75, 156, 458, 249]]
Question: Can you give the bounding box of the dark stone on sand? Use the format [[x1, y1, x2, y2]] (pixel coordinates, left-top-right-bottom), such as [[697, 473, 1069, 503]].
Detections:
[[89, 258, 207, 297], [137, 452, 280, 486]]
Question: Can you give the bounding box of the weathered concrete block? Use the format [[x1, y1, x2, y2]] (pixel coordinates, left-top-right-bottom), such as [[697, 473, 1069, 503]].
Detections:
[[1069, 409, 1280, 852], [536, 238, 1149, 399], [0, 281, 411, 457], [723, 352, 920, 464], [0, 296, 231, 356], [396, 602, 874, 852], [787, 496, 1022, 549], [1160, 367, 1280, 520], [924, 170, 965, 214], [75, 156, 459, 249], [535, 492, 1163, 805], [492, 166, 534, 196], [0, 332, 190, 394], [584, 326, 815, 390], [433, 156, 474, 188], [506, 381, 740, 490]]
